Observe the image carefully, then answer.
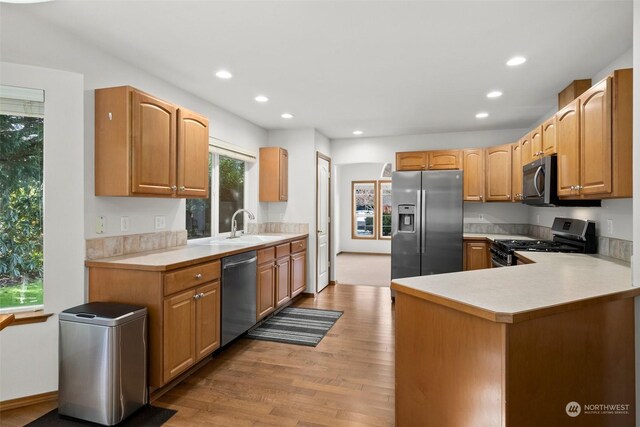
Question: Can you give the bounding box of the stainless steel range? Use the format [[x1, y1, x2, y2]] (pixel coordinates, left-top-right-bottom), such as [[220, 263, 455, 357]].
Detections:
[[490, 217, 597, 267]]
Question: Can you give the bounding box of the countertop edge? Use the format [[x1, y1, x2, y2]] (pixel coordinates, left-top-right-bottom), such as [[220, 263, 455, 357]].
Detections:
[[391, 282, 640, 324], [85, 234, 309, 271]]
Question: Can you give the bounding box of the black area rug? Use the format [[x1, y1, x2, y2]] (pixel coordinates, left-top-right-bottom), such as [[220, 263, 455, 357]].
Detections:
[[26, 405, 177, 427], [246, 307, 343, 346]]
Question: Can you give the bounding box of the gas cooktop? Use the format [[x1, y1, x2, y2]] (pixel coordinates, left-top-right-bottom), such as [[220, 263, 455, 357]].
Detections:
[[493, 239, 580, 253]]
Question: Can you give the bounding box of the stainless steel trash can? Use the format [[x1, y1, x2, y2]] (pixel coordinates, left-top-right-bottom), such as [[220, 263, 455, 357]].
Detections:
[[58, 302, 147, 425]]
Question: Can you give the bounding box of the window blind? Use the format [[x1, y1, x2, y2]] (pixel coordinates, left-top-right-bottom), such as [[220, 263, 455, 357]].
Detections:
[[0, 85, 45, 117], [210, 137, 257, 163]]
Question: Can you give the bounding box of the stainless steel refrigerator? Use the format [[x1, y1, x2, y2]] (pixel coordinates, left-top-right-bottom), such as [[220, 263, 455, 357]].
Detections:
[[391, 170, 463, 293]]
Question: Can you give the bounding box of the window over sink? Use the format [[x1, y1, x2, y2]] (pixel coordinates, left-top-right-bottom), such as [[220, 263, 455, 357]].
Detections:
[[186, 140, 253, 240]]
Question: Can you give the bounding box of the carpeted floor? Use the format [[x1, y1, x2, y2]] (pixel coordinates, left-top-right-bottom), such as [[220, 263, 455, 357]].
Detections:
[[336, 253, 391, 287]]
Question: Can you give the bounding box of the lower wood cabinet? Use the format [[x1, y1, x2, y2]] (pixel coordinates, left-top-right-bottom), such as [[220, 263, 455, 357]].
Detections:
[[163, 281, 220, 384], [463, 239, 491, 271], [257, 260, 276, 320], [275, 255, 291, 307], [291, 251, 306, 297]]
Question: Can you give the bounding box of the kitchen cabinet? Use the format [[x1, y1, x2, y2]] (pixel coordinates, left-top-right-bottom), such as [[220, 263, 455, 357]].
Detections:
[[463, 239, 490, 271], [529, 125, 543, 162], [275, 243, 291, 308], [162, 282, 220, 382], [396, 151, 428, 171], [291, 239, 307, 297], [558, 78, 592, 110], [428, 150, 461, 170], [257, 247, 276, 320], [520, 133, 532, 166], [259, 147, 288, 202], [541, 116, 557, 156], [484, 144, 512, 202], [557, 69, 632, 199], [511, 141, 523, 202], [95, 86, 209, 198], [462, 149, 484, 201]]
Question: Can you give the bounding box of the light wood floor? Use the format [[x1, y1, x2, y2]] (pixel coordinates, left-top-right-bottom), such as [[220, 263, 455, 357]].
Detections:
[[0, 285, 395, 426]]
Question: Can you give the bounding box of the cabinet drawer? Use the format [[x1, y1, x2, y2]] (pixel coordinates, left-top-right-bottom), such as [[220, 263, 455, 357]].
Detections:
[[276, 243, 290, 259], [290, 239, 307, 254], [164, 261, 220, 296], [257, 247, 275, 265]]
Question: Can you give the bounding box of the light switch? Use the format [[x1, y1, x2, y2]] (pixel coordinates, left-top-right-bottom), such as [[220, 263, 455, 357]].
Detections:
[[154, 215, 166, 230], [607, 219, 613, 235]]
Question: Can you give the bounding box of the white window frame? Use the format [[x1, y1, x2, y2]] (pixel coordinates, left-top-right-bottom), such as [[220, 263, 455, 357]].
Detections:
[[188, 146, 250, 241]]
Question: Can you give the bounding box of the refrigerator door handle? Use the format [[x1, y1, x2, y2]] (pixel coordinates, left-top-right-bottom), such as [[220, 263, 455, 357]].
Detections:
[[416, 190, 421, 254], [421, 189, 427, 253]]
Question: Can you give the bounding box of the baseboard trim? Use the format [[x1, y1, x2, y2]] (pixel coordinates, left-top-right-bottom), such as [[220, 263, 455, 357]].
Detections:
[[339, 251, 391, 256], [0, 391, 58, 412], [329, 280, 337, 286], [300, 292, 316, 298]]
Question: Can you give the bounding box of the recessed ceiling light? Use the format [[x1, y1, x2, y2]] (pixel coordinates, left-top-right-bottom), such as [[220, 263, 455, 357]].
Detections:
[[281, 113, 294, 119], [353, 130, 364, 135], [254, 95, 269, 103], [476, 112, 489, 119], [215, 70, 233, 79], [487, 91, 503, 98], [506, 56, 526, 66]]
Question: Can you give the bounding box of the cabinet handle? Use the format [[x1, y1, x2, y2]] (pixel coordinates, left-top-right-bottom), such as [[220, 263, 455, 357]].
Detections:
[[195, 273, 202, 279], [479, 195, 483, 200], [193, 294, 200, 300], [179, 186, 185, 191], [575, 185, 583, 190], [171, 185, 177, 191]]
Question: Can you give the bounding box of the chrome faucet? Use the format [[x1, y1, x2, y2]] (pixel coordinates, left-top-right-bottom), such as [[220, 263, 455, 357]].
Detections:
[[229, 209, 255, 238]]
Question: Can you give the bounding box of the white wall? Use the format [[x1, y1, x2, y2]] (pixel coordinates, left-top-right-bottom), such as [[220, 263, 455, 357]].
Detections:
[[464, 202, 529, 224], [337, 163, 391, 254], [0, 63, 85, 401], [0, 7, 267, 239]]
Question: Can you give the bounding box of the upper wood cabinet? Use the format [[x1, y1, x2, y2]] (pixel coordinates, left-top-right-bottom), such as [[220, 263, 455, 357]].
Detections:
[[520, 133, 532, 166], [428, 150, 461, 170], [557, 69, 632, 199], [485, 144, 512, 202], [511, 142, 523, 202], [462, 149, 484, 202], [396, 151, 428, 171], [529, 126, 543, 161], [259, 147, 288, 202], [95, 86, 209, 198], [542, 116, 557, 156]]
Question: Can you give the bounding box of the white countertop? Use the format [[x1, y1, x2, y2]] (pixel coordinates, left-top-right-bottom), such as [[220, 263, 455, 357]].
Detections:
[[392, 234, 638, 323], [85, 233, 308, 271]]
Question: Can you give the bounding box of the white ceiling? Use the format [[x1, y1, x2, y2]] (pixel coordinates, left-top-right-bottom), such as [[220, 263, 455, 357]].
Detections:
[[19, 0, 633, 139]]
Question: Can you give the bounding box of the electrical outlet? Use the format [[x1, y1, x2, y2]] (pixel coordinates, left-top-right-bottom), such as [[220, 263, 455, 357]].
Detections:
[[120, 216, 130, 232], [96, 216, 106, 234], [154, 215, 166, 230], [536, 214, 540, 224], [607, 219, 613, 235], [478, 214, 484, 221]]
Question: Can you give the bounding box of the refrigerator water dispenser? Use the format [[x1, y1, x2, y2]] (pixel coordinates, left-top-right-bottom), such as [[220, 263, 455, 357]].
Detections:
[[397, 205, 415, 232]]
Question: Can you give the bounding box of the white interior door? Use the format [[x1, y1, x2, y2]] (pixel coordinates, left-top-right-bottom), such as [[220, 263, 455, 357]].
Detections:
[[317, 156, 330, 292]]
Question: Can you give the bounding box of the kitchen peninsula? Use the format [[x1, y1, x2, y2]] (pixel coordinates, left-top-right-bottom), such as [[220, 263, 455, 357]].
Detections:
[[392, 250, 639, 427]]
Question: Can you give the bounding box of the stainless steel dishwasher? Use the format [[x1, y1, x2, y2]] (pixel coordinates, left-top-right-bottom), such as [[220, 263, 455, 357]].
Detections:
[[221, 250, 257, 346]]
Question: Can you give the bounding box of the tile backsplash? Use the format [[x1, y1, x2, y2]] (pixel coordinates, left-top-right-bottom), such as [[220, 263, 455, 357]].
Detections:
[[463, 223, 530, 236], [246, 222, 309, 234], [86, 230, 188, 260]]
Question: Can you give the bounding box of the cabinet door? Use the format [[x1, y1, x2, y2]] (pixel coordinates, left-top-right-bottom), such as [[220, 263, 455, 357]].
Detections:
[[279, 148, 288, 201], [163, 289, 196, 382], [131, 90, 177, 195], [428, 150, 461, 170], [291, 251, 306, 297], [580, 78, 612, 196], [485, 144, 512, 201], [195, 281, 220, 361], [464, 242, 489, 271], [177, 108, 209, 198], [396, 152, 427, 171], [556, 100, 580, 197], [462, 149, 484, 202], [511, 142, 522, 202], [542, 116, 557, 156], [257, 262, 276, 320], [275, 256, 291, 308], [520, 134, 532, 166], [530, 126, 543, 160]]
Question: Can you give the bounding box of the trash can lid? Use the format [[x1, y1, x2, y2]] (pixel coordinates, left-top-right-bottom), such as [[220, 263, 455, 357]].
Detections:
[[60, 302, 147, 326]]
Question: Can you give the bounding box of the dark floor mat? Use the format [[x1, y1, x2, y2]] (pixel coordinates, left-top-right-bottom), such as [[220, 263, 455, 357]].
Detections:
[[25, 405, 177, 427]]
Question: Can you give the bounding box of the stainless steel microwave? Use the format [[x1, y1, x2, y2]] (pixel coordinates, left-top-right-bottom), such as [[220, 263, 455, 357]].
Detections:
[[522, 155, 600, 207]]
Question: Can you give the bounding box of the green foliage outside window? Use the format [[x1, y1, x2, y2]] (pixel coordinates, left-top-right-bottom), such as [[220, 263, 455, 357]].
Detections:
[[0, 114, 44, 308]]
